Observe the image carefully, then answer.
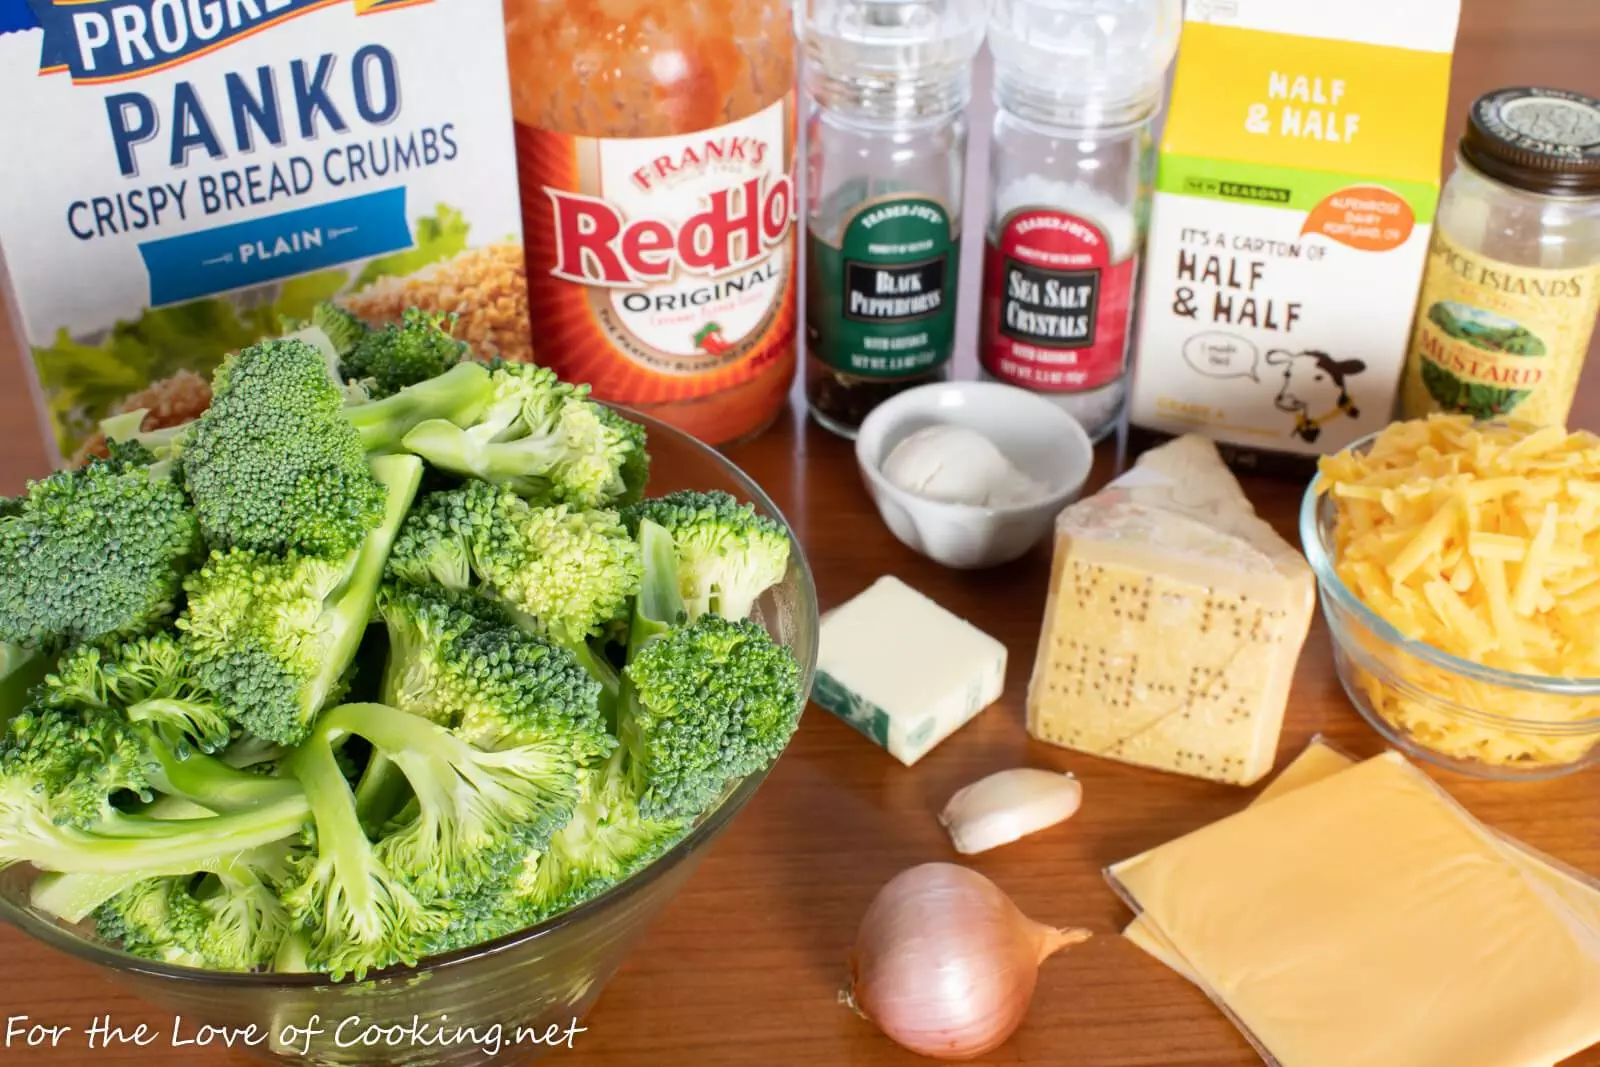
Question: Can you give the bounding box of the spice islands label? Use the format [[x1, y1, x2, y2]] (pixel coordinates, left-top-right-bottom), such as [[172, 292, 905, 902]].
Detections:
[[805, 195, 956, 379], [980, 208, 1134, 393], [1402, 229, 1600, 425]]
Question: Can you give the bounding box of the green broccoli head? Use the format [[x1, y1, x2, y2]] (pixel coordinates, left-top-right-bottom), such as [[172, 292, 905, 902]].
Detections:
[[377, 584, 609, 760], [477, 503, 642, 647], [0, 698, 309, 878], [622, 490, 790, 622], [182, 338, 388, 558], [621, 614, 801, 820], [281, 731, 445, 981], [0, 452, 201, 648], [179, 455, 422, 746], [522, 748, 686, 920], [198, 843, 296, 970], [389, 482, 641, 648], [1, 702, 155, 831], [96, 841, 293, 971], [95, 876, 213, 967], [385, 479, 505, 592], [43, 632, 232, 756], [313, 302, 370, 359], [340, 309, 467, 400], [287, 700, 603, 977], [401, 362, 649, 509]]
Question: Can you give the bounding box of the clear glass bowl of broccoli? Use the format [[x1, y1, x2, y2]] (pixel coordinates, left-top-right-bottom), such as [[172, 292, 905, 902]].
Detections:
[[0, 318, 818, 1066]]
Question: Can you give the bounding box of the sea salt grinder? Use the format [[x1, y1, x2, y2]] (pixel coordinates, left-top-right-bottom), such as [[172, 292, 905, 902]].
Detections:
[[979, 0, 1181, 442]]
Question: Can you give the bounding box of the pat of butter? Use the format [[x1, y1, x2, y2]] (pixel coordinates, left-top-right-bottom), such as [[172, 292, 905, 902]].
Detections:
[[814, 577, 1006, 766], [1110, 752, 1600, 1067]]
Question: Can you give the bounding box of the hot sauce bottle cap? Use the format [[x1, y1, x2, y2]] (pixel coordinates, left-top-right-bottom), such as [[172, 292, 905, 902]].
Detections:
[[1461, 86, 1600, 197]]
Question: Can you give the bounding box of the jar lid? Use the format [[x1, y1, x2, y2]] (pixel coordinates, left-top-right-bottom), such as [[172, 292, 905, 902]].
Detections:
[[1460, 87, 1600, 197]]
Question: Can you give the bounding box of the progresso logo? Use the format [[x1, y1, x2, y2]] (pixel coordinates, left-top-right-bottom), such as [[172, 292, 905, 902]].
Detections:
[[6, 0, 427, 84]]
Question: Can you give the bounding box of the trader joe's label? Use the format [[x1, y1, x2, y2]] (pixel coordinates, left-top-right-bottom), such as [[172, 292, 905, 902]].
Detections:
[[806, 195, 956, 379], [979, 208, 1135, 394], [1402, 229, 1600, 426]]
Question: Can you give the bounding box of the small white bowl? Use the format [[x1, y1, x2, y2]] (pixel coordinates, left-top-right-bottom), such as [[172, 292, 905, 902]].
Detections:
[[855, 382, 1095, 569]]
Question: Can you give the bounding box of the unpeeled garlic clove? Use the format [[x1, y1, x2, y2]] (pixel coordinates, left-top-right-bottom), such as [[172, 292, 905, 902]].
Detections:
[[938, 768, 1083, 855]]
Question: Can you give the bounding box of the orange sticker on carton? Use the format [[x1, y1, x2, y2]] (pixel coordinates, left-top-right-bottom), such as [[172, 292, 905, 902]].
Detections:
[[1300, 186, 1415, 251]]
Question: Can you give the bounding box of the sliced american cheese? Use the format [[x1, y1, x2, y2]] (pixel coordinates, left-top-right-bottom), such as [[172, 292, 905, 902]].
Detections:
[[1125, 740, 1600, 987], [1026, 436, 1315, 786], [1111, 752, 1600, 1067], [814, 576, 1006, 766], [1121, 741, 1357, 978]]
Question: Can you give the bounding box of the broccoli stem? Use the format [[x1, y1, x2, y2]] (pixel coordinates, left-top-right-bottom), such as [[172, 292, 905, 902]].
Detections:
[[353, 759, 410, 839], [345, 362, 494, 455], [2, 793, 309, 874], [301, 454, 423, 719], [143, 732, 302, 815], [568, 640, 621, 707], [0, 642, 47, 725], [274, 930, 312, 973], [628, 520, 685, 663], [288, 726, 392, 951], [31, 870, 147, 923]]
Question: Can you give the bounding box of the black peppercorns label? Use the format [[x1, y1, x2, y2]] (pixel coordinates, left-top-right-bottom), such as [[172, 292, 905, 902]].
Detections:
[[980, 208, 1134, 393], [806, 196, 957, 379]]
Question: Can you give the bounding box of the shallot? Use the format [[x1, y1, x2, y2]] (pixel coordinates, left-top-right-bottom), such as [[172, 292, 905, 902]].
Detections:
[[845, 862, 1091, 1060]]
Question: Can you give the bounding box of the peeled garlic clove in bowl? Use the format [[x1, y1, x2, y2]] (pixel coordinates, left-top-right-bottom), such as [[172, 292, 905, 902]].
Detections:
[[939, 768, 1083, 855]]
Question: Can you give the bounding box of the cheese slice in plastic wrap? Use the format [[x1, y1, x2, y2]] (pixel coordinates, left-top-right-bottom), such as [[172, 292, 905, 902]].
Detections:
[[1123, 741, 1600, 990], [1026, 436, 1315, 785], [1109, 751, 1600, 1067], [1122, 740, 1357, 977]]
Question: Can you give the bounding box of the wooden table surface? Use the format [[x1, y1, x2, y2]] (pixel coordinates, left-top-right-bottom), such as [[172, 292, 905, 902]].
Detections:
[[3, 2, 1600, 1064]]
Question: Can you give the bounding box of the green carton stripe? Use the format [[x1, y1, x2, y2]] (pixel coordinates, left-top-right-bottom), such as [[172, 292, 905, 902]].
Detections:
[[1157, 154, 1440, 224]]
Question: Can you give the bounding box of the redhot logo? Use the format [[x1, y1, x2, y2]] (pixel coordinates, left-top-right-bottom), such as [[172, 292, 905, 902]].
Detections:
[[545, 174, 794, 289]]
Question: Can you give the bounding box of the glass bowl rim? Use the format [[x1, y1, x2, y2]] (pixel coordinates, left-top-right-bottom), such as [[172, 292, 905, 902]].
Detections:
[[1299, 428, 1600, 714], [0, 403, 821, 989]]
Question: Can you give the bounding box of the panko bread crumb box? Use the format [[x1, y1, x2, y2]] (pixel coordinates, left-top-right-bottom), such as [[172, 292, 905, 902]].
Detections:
[[0, 0, 524, 463]]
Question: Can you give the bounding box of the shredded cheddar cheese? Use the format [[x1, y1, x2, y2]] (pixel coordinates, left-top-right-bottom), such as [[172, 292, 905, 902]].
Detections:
[[1317, 416, 1600, 768]]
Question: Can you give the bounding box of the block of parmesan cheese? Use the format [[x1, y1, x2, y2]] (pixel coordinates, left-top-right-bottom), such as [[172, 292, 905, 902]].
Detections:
[[1026, 436, 1315, 785]]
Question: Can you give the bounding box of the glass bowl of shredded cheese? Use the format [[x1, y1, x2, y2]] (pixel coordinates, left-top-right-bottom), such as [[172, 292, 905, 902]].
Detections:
[[1302, 416, 1600, 780]]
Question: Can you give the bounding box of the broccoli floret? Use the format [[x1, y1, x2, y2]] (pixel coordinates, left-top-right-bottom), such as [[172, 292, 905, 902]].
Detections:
[[43, 633, 232, 756], [196, 841, 296, 969], [618, 520, 802, 820], [522, 748, 686, 919], [95, 876, 212, 967], [179, 455, 422, 745], [286, 699, 602, 979], [401, 362, 648, 508], [378, 585, 609, 756], [358, 585, 611, 833], [0, 710, 310, 877], [278, 728, 444, 981], [0, 451, 200, 648], [340, 309, 467, 400], [622, 490, 790, 622], [183, 338, 386, 558], [94, 839, 294, 971], [3, 691, 299, 832], [313, 302, 370, 359], [387, 483, 639, 701]]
